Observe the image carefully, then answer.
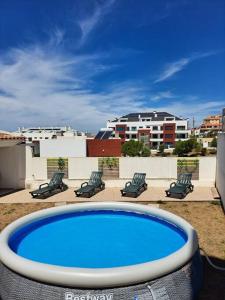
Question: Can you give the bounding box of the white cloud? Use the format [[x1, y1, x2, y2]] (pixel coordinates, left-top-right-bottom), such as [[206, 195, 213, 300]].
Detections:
[[0, 45, 146, 131], [155, 51, 221, 83], [150, 91, 175, 101], [78, 0, 116, 46], [0, 45, 223, 132], [155, 58, 189, 83]]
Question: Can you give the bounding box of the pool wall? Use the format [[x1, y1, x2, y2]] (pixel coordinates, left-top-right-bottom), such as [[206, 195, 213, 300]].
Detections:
[[0, 250, 202, 300], [0, 202, 203, 299]]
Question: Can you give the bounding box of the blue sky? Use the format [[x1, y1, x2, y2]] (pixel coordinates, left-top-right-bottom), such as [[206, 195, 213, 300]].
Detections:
[[0, 0, 224, 132]]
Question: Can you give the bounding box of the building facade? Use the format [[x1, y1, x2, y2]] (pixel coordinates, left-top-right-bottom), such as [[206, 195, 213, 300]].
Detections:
[[39, 136, 87, 158], [199, 115, 222, 134], [107, 112, 189, 149], [87, 139, 121, 157], [16, 126, 85, 142]]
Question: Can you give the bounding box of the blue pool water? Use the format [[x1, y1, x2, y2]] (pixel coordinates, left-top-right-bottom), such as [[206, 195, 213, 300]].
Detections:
[[9, 210, 187, 268]]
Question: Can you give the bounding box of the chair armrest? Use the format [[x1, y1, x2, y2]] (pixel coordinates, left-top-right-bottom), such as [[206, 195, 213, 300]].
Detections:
[[125, 181, 132, 188], [39, 183, 49, 189], [170, 182, 176, 188], [81, 182, 88, 188]]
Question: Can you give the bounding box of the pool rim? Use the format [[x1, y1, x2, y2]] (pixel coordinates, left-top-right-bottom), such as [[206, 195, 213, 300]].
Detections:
[[0, 202, 199, 288]]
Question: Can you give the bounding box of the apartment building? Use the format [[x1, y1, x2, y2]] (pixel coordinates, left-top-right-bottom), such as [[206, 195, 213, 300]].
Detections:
[[16, 126, 85, 142], [107, 111, 189, 149], [200, 115, 222, 134]]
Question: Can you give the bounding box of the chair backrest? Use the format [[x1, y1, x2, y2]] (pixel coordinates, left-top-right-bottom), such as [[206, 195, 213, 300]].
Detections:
[[88, 171, 103, 186], [49, 172, 64, 186], [177, 173, 192, 185], [132, 173, 146, 186]]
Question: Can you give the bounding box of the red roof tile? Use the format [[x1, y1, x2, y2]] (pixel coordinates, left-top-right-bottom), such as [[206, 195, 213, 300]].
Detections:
[[0, 133, 25, 140]]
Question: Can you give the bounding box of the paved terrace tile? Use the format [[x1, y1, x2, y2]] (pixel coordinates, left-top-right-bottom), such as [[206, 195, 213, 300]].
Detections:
[[0, 187, 217, 204]]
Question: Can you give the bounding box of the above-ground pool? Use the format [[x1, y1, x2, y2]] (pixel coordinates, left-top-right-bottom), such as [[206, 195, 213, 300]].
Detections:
[[0, 202, 202, 300]]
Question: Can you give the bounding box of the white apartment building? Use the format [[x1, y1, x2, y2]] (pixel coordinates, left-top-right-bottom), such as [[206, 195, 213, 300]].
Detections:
[[16, 126, 85, 142], [107, 111, 189, 149]]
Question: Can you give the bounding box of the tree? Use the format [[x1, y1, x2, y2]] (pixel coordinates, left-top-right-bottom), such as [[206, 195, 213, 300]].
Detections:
[[184, 138, 197, 153], [173, 138, 202, 156], [122, 140, 151, 157], [141, 146, 151, 157], [194, 141, 202, 153], [58, 157, 65, 171], [158, 144, 165, 155], [211, 137, 217, 148], [173, 141, 186, 156]]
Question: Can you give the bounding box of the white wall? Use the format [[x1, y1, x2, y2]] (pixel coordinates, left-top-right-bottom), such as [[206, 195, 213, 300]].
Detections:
[[25, 156, 217, 188], [119, 157, 177, 179], [0, 145, 26, 189], [68, 158, 98, 179], [40, 137, 86, 158], [216, 133, 225, 208], [199, 157, 216, 182]]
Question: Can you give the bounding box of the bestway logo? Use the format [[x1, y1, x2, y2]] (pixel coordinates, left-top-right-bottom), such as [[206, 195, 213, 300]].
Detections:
[[65, 292, 113, 300]]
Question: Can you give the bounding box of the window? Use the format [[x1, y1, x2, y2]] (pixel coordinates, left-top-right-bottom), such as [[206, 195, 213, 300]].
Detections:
[[126, 134, 130, 139], [131, 134, 137, 139], [164, 142, 173, 147], [152, 134, 158, 139], [177, 126, 186, 130], [116, 126, 125, 131], [139, 136, 149, 144], [131, 127, 137, 131], [152, 142, 158, 148], [126, 127, 130, 131], [153, 126, 158, 131], [176, 134, 186, 139], [160, 126, 163, 130], [146, 126, 150, 128], [165, 126, 173, 131], [165, 134, 173, 138], [160, 134, 163, 138], [165, 117, 174, 121], [139, 126, 143, 129]]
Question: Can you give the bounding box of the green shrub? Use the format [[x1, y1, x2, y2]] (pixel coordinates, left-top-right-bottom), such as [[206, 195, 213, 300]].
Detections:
[[211, 137, 217, 148], [122, 140, 151, 157], [58, 157, 65, 171]]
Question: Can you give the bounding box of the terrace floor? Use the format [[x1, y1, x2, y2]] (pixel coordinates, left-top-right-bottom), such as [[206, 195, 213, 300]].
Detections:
[[0, 186, 219, 204]]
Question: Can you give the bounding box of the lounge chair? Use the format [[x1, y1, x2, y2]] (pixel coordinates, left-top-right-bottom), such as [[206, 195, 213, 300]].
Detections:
[[121, 173, 147, 197], [165, 173, 194, 199], [30, 172, 67, 198], [74, 171, 105, 198]]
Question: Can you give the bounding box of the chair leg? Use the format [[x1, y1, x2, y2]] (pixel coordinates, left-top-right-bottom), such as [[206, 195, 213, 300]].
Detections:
[[88, 190, 95, 198], [180, 193, 185, 199]]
